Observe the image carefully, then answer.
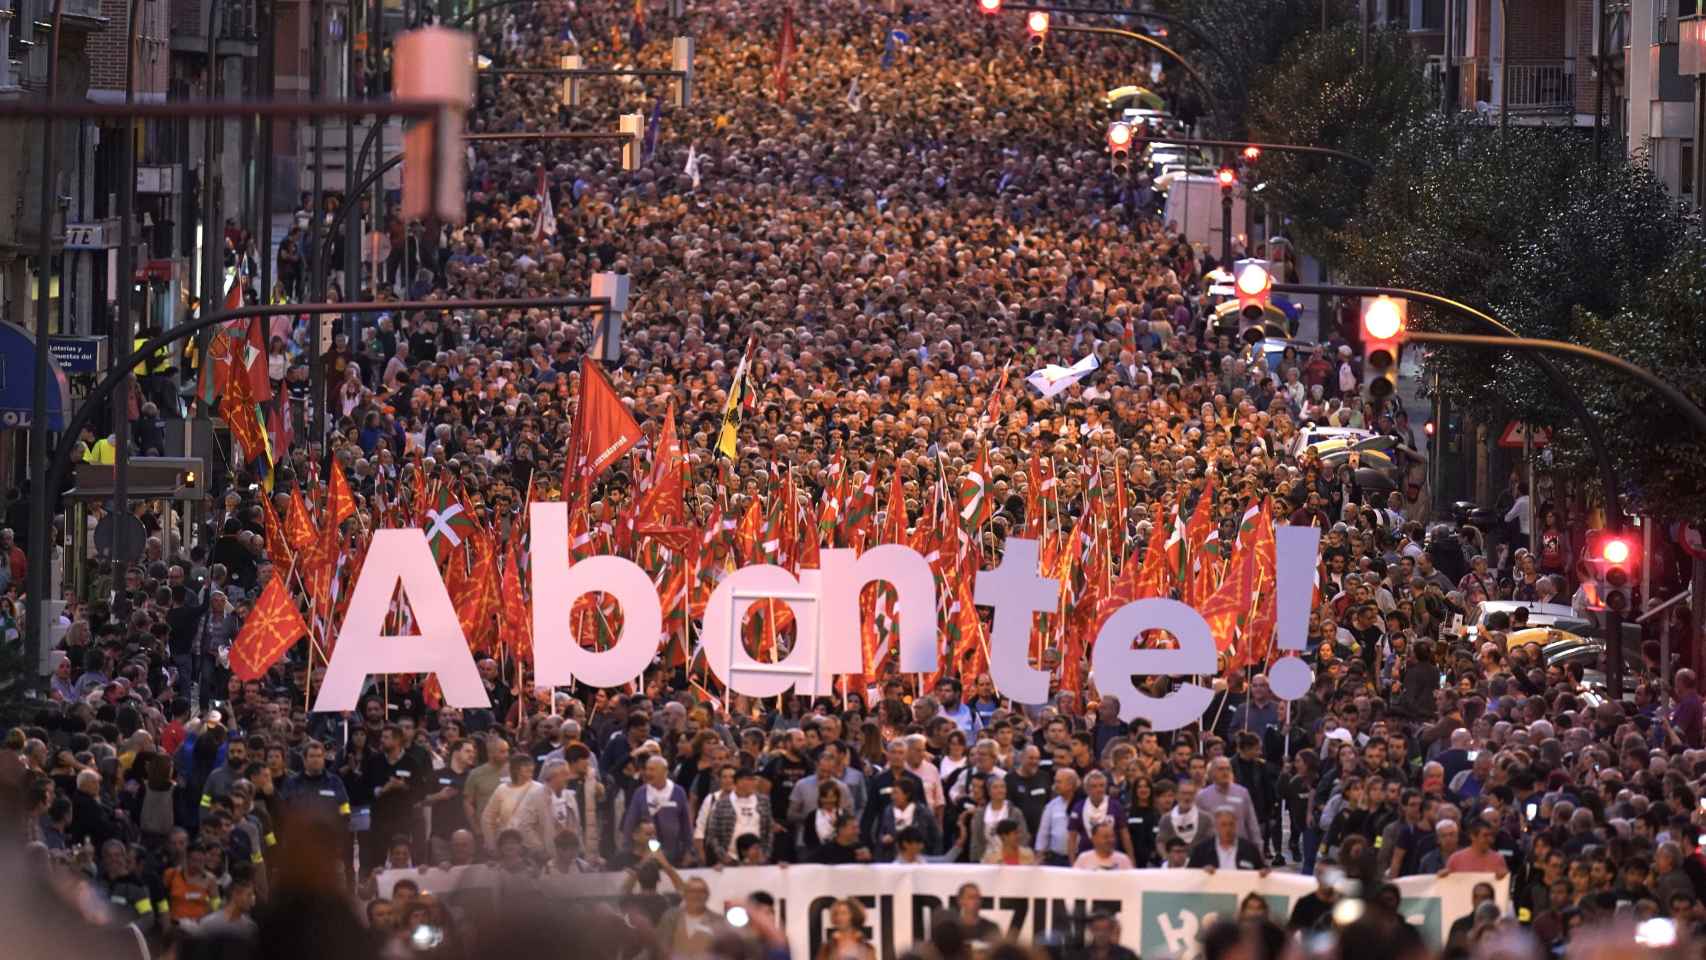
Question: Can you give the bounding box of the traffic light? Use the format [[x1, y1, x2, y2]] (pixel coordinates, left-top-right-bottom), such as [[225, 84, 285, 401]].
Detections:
[[1242, 145, 1261, 163], [1360, 295, 1405, 400], [1216, 165, 1236, 193], [1026, 11, 1049, 57], [978, 0, 1002, 12], [396, 27, 472, 226], [1106, 121, 1134, 175], [1231, 258, 1271, 342], [1582, 529, 1638, 613]]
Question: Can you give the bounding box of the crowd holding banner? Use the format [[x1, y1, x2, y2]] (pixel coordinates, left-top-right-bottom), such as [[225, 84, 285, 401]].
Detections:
[[7, 1, 1706, 960]]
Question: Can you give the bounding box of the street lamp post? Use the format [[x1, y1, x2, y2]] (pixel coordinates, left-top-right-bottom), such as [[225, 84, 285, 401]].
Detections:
[[1048, 24, 1213, 100], [112, 0, 146, 617], [27, 0, 66, 673]]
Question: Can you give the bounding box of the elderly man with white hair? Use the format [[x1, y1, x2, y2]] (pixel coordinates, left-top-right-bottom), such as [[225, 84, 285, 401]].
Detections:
[[621, 753, 692, 863]]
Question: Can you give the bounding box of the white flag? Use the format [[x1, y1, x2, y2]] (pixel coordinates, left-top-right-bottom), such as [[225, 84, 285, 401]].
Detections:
[[846, 76, 862, 113], [684, 143, 702, 190], [1025, 353, 1101, 399], [533, 168, 556, 241]]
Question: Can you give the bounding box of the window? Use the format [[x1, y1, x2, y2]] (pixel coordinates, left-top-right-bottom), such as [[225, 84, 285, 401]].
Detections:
[[1683, 140, 1695, 195]]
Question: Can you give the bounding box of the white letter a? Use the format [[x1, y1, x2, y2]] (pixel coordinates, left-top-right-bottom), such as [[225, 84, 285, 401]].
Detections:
[[313, 528, 490, 712]]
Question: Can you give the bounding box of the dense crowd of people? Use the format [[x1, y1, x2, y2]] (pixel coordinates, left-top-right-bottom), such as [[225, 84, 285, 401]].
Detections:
[[7, 1, 1706, 959]]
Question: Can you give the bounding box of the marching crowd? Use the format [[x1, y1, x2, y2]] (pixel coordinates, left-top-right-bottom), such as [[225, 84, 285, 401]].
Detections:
[[5, 1, 1706, 959]]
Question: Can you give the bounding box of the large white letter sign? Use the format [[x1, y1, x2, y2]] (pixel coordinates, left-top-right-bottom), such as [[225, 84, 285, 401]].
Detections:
[[313, 529, 489, 712], [975, 538, 1060, 705], [1091, 598, 1216, 730], [529, 502, 664, 688], [820, 546, 938, 676], [1269, 525, 1324, 700], [701, 564, 828, 698]]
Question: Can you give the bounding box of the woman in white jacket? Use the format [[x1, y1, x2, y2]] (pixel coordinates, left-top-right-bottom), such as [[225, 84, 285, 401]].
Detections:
[[481, 754, 556, 858]]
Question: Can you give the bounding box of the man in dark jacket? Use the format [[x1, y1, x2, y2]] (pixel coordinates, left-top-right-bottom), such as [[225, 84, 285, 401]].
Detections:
[[1187, 808, 1267, 872], [70, 769, 125, 848], [860, 738, 924, 847]]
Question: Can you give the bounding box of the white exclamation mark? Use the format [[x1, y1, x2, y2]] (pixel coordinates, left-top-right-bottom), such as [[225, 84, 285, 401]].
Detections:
[[1269, 526, 1321, 701]]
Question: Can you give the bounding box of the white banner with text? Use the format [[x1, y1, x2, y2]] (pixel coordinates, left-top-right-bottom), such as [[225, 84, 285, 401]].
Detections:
[[376, 864, 1504, 959]]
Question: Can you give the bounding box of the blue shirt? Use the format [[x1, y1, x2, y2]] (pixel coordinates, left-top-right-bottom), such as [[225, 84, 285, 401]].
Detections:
[[1035, 796, 1072, 856], [939, 702, 979, 737]]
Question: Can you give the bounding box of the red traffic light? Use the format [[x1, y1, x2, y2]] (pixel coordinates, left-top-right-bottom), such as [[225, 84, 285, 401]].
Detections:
[[1233, 261, 1270, 298], [978, 0, 1002, 11], [1601, 537, 1632, 565], [1242, 145, 1261, 162], [1026, 10, 1050, 33], [1215, 166, 1236, 188], [1423, 420, 1436, 437], [1107, 122, 1133, 149], [1362, 296, 1405, 341]]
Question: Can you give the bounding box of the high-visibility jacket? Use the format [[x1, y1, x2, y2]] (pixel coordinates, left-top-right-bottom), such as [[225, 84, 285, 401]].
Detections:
[[86, 437, 116, 465], [133, 336, 172, 376]]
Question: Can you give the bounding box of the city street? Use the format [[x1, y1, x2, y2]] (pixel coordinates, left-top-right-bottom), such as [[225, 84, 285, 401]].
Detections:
[[2, 2, 1706, 960]]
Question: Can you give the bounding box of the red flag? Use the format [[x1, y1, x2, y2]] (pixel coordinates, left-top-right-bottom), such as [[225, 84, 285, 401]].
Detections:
[[285, 489, 320, 556], [498, 542, 528, 661], [880, 465, 908, 545], [772, 4, 796, 101], [1200, 545, 1258, 653], [261, 493, 293, 571], [634, 404, 692, 551], [242, 317, 271, 403], [229, 576, 309, 681], [326, 459, 356, 534], [564, 359, 643, 509], [222, 373, 266, 463]]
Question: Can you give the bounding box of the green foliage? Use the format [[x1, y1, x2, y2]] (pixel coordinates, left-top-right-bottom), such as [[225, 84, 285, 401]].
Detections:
[[1565, 236, 1706, 514], [1245, 25, 1435, 260], [1156, 0, 1337, 138], [1315, 111, 1706, 513]]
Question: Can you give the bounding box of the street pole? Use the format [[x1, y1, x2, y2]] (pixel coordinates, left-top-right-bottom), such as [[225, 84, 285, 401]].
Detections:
[[1049, 24, 1213, 100], [25, 0, 66, 683], [201, 0, 224, 396], [1220, 188, 1232, 266], [309, 0, 326, 443], [1524, 425, 1536, 558], [344, 0, 360, 334], [112, 0, 144, 617], [1608, 609, 1624, 700], [258, 0, 274, 304]]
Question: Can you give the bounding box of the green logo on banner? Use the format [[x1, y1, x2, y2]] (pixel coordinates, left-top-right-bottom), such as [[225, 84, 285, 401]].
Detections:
[[1139, 893, 1236, 959]]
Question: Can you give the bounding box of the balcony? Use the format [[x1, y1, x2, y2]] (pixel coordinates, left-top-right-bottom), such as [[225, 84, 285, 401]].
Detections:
[[1504, 61, 1576, 113], [1681, 15, 1706, 74], [168, 0, 259, 56]]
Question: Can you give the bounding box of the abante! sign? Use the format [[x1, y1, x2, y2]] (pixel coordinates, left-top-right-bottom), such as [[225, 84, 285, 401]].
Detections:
[[313, 504, 1322, 730]]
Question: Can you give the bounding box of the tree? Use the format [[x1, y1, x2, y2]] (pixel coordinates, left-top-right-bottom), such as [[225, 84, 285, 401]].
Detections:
[[1329, 114, 1705, 514], [1245, 25, 1434, 261], [1156, 0, 1336, 138]]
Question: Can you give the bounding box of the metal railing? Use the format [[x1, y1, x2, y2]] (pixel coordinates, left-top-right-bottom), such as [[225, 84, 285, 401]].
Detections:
[[1505, 61, 1575, 112]]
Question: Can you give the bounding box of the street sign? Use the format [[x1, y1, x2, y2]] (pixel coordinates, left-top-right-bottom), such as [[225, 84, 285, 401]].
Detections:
[[135, 165, 179, 194], [64, 221, 114, 250], [1498, 421, 1551, 449], [48, 336, 103, 374]]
